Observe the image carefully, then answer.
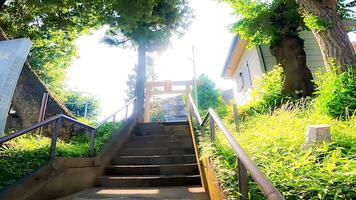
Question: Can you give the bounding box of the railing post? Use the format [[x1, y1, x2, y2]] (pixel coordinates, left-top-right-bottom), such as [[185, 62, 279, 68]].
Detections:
[[200, 125, 206, 139], [50, 117, 62, 159], [112, 114, 116, 134], [89, 129, 95, 157], [238, 157, 248, 200], [209, 115, 215, 141]]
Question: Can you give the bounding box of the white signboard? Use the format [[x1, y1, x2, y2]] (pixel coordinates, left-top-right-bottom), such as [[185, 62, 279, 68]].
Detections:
[[0, 38, 32, 135]]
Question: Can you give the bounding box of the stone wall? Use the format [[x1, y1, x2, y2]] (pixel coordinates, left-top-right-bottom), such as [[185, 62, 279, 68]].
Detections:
[[1, 26, 73, 140]]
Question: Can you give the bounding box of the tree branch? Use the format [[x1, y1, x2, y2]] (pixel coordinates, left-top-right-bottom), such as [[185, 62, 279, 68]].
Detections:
[[342, 20, 356, 28]]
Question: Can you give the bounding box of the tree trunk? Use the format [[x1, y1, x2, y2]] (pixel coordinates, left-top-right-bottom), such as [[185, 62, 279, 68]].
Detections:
[[134, 42, 147, 122], [297, 0, 356, 70], [271, 35, 315, 96]]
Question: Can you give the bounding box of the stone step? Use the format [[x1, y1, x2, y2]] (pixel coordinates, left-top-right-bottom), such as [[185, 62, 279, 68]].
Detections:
[[124, 140, 193, 148], [61, 186, 209, 200], [105, 163, 199, 175], [112, 155, 196, 165], [118, 147, 195, 156], [129, 134, 190, 141], [133, 130, 190, 136], [96, 175, 201, 187], [133, 124, 189, 136]]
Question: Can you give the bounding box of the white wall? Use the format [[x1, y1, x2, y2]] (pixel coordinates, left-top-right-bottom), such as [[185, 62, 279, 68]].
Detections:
[[260, 31, 325, 74], [231, 47, 263, 105]]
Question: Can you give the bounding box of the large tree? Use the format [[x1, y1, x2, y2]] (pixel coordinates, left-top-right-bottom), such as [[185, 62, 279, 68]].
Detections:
[[225, 0, 315, 96], [296, 0, 356, 70], [102, 0, 192, 121]]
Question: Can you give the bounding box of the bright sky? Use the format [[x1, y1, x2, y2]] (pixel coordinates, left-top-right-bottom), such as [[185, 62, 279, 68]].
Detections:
[[65, 0, 236, 120], [65, 0, 356, 120]]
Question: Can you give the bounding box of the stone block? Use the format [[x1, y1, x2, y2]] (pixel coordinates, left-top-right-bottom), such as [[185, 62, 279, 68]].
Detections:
[[302, 124, 331, 150]]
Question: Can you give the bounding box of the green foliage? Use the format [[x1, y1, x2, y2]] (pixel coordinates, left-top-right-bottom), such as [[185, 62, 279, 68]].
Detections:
[[196, 74, 227, 117], [64, 91, 100, 120], [314, 64, 356, 119], [200, 105, 356, 199], [337, 0, 356, 26], [225, 0, 303, 47], [303, 14, 334, 33], [237, 66, 289, 119], [0, 0, 103, 98], [225, 0, 355, 47], [0, 122, 118, 189], [102, 0, 192, 51], [197, 64, 356, 199]]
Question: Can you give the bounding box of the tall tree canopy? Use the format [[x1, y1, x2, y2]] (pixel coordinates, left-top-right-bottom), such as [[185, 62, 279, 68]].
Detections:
[[0, 0, 104, 98], [296, 0, 356, 69], [102, 0, 192, 121]]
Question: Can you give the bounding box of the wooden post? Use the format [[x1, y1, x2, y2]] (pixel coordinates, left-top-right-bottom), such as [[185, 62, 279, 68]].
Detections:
[[238, 157, 248, 200], [50, 118, 62, 159], [233, 103, 240, 131], [37, 93, 49, 134]]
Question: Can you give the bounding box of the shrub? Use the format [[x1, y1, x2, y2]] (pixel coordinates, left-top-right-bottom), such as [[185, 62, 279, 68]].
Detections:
[[0, 121, 118, 189], [314, 65, 356, 119], [237, 66, 289, 119]]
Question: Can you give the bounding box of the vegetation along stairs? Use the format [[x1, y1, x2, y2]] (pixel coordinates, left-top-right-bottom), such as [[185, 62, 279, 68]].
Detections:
[[95, 122, 203, 188]]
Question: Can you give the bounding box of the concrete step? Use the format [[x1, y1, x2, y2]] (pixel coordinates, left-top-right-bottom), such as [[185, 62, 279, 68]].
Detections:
[[112, 155, 196, 165], [133, 130, 190, 136], [96, 174, 201, 187], [129, 134, 190, 141], [118, 147, 195, 156], [61, 186, 209, 200], [133, 124, 189, 136], [124, 140, 193, 148], [105, 163, 199, 175]]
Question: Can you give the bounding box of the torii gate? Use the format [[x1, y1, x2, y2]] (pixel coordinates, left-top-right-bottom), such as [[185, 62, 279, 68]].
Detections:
[[144, 80, 194, 122]]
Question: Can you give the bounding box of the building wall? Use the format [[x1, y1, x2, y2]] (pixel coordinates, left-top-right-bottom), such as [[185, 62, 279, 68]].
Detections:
[[231, 47, 264, 105], [260, 31, 325, 74], [231, 31, 325, 106]]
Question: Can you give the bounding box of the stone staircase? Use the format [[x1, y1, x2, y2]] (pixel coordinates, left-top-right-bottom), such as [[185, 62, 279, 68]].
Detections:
[[95, 122, 202, 188]]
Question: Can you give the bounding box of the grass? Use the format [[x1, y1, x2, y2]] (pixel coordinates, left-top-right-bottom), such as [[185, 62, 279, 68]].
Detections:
[[0, 122, 119, 190], [199, 105, 356, 199]]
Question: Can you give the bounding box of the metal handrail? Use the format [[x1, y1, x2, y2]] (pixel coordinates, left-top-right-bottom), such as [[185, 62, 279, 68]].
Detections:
[[187, 94, 284, 200], [95, 97, 136, 129], [0, 97, 137, 159]]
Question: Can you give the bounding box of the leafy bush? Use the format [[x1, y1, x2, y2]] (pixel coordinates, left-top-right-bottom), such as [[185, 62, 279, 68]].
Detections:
[[0, 122, 118, 189], [314, 66, 356, 119], [196, 74, 228, 117], [200, 105, 356, 199]]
